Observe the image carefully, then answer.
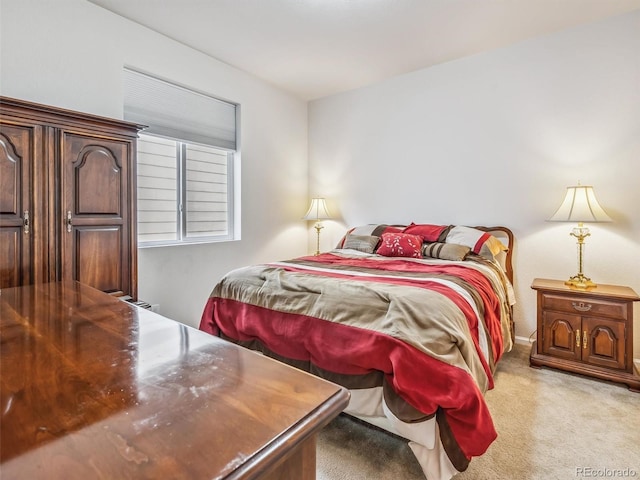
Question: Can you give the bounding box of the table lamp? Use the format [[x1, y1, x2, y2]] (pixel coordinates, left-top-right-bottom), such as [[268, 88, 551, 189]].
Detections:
[[548, 184, 612, 289], [303, 198, 332, 255]]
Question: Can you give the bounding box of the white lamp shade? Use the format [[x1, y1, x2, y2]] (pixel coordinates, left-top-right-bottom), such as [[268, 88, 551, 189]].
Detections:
[[548, 185, 612, 223], [303, 198, 332, 221]]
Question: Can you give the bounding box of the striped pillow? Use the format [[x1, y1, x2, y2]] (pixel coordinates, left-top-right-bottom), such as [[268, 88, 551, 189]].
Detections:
[[422, 242, 470, 261], [336, 224, 405, 249], [342, 234, 380, 253]]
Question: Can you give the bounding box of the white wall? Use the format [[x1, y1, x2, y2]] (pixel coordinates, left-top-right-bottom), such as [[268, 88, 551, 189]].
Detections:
[[1, 0, 309, 327], [308, 12, 640, 357]]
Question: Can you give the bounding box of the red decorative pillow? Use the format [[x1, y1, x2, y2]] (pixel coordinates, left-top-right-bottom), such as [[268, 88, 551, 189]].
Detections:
[[376, 232, 423, 258], [402, 223, 449, 242]]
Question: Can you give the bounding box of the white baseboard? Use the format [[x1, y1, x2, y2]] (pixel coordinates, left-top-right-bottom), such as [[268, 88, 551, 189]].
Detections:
[[514, 335, 532, 346]]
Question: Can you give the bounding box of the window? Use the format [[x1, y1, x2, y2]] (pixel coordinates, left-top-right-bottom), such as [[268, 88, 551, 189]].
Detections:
[[137, 134, 233, 244], [123, 68, 238, 246]]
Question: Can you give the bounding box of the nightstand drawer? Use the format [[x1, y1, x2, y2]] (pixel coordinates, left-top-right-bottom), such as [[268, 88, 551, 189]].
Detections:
[[541, 293, 627, 320]]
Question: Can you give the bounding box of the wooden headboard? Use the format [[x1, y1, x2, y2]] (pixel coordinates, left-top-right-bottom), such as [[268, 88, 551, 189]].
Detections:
[[473, 226, 515, 284], [474, 226, 515, 343]]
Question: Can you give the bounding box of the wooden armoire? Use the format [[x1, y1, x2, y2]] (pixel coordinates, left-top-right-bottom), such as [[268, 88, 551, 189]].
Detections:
[[0, 97, 145, 299]]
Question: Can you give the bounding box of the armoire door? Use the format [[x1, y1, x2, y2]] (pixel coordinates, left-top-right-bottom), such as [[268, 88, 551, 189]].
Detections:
[[0, 122, 45, 288], [59, 130, 135, 296]]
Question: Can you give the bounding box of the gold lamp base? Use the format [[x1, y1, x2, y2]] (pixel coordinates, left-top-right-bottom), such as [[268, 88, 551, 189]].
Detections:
[[565, 273, 596, 289], [313, 222, 324, 256], [565, 223, 598, 290]]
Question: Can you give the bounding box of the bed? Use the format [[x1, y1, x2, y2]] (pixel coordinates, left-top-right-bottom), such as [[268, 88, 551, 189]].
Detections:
[[199, 223, 516, 480]]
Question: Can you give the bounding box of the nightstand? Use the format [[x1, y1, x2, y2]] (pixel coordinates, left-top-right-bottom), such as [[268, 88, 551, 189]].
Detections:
[[530, 278, 640, 391]]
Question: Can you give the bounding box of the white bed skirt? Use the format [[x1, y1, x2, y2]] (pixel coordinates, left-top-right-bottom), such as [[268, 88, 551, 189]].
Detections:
[[345, 387, 460, 480]]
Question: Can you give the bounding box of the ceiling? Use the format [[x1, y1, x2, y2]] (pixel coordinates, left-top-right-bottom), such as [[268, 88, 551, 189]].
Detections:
[[87, 0, 640, 101]]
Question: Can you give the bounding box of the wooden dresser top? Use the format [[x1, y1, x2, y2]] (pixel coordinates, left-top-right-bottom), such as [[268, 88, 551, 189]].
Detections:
[[0, 281, 349, 479]]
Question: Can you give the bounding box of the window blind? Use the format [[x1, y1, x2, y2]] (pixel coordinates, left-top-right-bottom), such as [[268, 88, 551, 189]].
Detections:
[[185, 144, 229, 238], [123, 68, 237, 150], [135, 133, 232, 245], [136, 135, 179, 243]]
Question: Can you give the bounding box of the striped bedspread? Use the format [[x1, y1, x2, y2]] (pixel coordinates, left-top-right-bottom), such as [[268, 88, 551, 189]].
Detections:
[[199, 250, 514, 477]]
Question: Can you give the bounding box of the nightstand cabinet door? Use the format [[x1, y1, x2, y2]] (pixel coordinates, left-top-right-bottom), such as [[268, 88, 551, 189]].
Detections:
[[541, 312, 581, 361], [582, 316, 626, 371]]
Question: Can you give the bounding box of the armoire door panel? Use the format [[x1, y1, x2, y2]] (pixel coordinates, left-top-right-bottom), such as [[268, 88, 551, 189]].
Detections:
[[1, 228, 24, 288], [62, 133, 127, 217], [0, 131, 23, 216], [74, 144, 122, 216], [69, 227, 124, 293]]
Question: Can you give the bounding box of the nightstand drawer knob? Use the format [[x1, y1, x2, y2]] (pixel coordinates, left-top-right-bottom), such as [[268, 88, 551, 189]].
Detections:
[[572, 302, 592, 312]]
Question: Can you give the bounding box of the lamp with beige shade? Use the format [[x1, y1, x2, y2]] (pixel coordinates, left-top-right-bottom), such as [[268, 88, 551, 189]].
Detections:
[[548, 184, 612, 289], [303, 198, 332, 256]]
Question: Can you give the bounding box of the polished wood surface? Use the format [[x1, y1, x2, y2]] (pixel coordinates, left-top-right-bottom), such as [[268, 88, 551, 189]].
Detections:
[[530, 278, 640, 391], [0, 282, 349, 478], [0, 96, 142, 298]]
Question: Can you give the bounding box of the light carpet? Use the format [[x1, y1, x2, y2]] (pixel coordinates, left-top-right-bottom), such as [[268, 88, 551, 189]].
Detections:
[[317, 343, 640, 480]]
